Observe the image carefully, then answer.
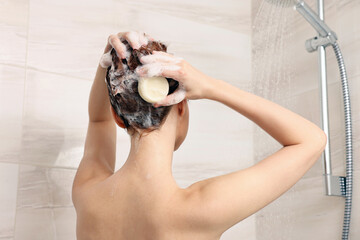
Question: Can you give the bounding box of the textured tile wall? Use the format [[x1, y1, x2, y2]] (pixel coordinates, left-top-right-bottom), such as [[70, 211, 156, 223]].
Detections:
[[0, 0, 253, 239], [252, 0, 360, 239]]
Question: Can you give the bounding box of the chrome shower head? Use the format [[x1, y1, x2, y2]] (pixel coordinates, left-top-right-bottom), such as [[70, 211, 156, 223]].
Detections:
[[263, 0, 338, 46], [264, 0, 301, 8]]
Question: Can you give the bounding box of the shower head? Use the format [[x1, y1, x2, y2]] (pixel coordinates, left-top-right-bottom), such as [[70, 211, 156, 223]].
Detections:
[[264, 0, 302, 8], [263, 0, 337, 44]]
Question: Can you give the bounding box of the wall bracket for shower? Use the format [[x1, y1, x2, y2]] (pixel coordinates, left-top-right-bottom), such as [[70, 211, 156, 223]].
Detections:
[[305, 34, 337, 53], [325, 174, 346, 197]]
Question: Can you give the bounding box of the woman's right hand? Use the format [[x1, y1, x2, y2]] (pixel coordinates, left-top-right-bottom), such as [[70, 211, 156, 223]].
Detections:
[[135, 51, 217, 107]]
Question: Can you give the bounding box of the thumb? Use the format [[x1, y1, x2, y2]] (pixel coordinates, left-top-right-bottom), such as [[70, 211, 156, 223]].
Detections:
[[153, 87, 186, 108]]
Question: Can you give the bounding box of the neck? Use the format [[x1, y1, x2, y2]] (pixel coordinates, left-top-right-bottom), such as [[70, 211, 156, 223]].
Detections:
[[122, 120, 178, 188]]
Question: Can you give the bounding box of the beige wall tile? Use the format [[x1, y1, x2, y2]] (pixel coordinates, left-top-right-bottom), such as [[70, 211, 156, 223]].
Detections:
[[0, 0, 28, 67], [20, 69, 91, 168], [349, 168, 360, 238], [0, 163, 19, 239], [14, 164, 76, 240], [255, 175, 345, 240], [122, 0, 251, 34], [0, 66, 25, 163]]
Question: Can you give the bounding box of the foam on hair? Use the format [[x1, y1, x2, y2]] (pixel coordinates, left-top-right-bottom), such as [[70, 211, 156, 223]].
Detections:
[[105, 38, 179, 132]]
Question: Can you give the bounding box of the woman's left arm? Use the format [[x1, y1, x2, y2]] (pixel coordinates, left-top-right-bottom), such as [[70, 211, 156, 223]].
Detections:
[[72, 31, 153, 195], [88, 63, 112, 122]]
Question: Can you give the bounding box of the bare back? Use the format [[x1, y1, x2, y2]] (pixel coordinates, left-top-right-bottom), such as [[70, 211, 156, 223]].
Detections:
[[73, 171, 223, 240]]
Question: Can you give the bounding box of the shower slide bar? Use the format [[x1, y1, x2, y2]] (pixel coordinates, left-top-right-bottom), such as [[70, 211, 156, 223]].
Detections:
[[294, 0, 350, 198]]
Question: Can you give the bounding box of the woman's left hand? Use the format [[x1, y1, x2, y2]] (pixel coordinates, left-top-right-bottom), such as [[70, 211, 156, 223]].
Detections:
[[99, 31, 154, 68]]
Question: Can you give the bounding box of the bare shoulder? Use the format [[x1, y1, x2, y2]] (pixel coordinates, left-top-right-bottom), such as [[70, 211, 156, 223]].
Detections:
[[72, 171, 112, 213]]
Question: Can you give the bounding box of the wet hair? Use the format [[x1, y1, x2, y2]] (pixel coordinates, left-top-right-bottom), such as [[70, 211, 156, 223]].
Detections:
[[105, 38, 179, 136]]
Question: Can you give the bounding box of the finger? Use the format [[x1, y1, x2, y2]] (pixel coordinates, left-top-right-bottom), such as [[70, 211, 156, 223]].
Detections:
[[138, 31, 150, 46], [153, 86, 186, 107], [144, 32, 155, 41], [99, 50, 112, 68], [136, 63, 181, 78], [139, 52, 182, 64], [117, 31, 152, 48], [122, 31, 143, 50], [116, 32, 127, 38], [108, 34, 127, 59]]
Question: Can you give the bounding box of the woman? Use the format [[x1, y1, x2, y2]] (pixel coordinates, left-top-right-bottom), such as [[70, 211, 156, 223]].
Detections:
[[72, 31, 327, 240]]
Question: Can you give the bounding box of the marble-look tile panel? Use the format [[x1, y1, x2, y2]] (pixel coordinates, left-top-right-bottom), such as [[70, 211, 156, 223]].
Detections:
[[14, 207, 56, 240], [53, 207, 77, 240], [188, 99, 254, 135], [0, 163, 19, 239], [349, 168, 360, 239], [172, 163, 238, 190], [178, 92, 253, 171], [0, 0, 28, 67], [20, 69, 91, 168], [113, 132, 132, 172], [14, 164, 76, 240], [255, 174, 345, 240], [26, 0, 250, 85], [252, 3, 319, 98], [123, 0, 251, 34], [0, 65, 25, 163], [173, 130, 252, 176], [27, 0, 116, 80]]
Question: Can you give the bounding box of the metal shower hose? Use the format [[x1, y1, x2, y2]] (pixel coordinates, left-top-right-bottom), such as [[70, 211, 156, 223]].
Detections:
[[331, 42, 353, 240]]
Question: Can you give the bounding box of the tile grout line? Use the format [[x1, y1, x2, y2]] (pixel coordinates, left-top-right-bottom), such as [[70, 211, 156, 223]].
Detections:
[[0, 160, 78, 170], [0, 62, 91, 81], [13, 0, 31, 238]]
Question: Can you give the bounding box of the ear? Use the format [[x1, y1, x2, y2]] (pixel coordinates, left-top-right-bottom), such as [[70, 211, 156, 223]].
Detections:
[[110, 106, 126, 129], [177, 99, 187, 117]]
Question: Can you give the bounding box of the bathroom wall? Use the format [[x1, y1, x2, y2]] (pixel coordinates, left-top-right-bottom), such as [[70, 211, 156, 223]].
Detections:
[[252, 0, 360, 239], [0, 0, 254, 239]]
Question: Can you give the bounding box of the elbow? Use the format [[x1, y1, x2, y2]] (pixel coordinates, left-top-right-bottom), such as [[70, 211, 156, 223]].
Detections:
[[314, 129, 327, 152], [319, 129, 327, 146], [301, 129, 327, 152]]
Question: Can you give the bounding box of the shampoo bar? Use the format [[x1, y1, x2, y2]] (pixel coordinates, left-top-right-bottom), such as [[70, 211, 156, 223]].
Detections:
[[138, 76, 169, 103]]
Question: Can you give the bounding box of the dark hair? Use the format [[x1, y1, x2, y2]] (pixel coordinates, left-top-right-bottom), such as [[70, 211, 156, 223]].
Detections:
[[105, 38, 179, 136]]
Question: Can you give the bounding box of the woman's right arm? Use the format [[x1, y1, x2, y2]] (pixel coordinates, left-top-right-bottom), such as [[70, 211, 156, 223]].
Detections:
[[206, 78, 326, 148], [182, 77, 327, 235], [136, 51, 327, 236]]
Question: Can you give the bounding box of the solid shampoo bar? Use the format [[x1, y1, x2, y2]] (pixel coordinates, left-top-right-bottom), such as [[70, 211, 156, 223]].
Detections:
[[138, 77, 169, 104]]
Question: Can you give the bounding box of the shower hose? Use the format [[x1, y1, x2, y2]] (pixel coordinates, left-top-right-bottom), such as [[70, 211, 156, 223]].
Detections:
[[331, 42, 353, 240]]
